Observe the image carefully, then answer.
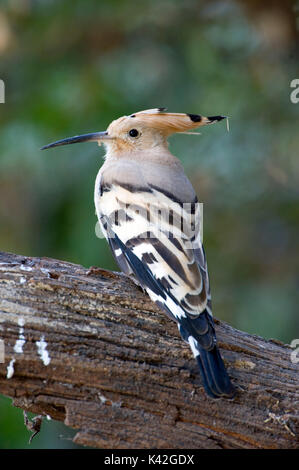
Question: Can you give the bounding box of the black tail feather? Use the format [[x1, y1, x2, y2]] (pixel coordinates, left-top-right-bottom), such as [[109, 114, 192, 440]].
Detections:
[[196, 345, 236, 398], [179, 318, 235, 399]]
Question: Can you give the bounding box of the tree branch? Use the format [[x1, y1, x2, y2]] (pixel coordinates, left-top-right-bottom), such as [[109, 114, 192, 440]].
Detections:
[[0, 251, 298, 448]]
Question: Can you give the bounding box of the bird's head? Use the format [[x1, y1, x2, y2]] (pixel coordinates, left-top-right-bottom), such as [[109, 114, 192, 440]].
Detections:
[[41, 108, 227, 154]]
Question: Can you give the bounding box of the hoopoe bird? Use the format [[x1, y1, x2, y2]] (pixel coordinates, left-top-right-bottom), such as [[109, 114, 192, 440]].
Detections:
[[42, 108, 235, 398]]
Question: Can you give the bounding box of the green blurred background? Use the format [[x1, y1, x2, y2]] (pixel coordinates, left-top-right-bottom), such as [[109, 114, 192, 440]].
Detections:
[[0, 0, 298, 448]]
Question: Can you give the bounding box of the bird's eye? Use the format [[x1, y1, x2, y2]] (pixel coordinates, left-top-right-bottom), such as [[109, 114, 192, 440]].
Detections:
[[129, 129, 139, 138]]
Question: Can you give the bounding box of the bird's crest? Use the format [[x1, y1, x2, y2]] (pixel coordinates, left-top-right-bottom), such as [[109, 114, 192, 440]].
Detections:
[[127, 108, 227, 135]]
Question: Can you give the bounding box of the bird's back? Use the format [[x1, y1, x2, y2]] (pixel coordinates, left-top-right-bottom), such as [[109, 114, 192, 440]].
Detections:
[[95, 149, 208, 317]]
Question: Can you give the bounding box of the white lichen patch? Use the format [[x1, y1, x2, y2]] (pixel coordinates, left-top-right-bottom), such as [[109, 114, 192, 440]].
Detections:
[[40, 268, 51, 277], [98, 393, 108, 404], [20, 265, 33, 272], [36, 336, 51, 366], [6, 358, 15, 379], [14, 317, 26, 354], [40, 268, 49, 274]]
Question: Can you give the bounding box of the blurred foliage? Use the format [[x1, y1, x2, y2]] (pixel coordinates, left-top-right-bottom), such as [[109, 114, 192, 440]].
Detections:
[[0, 0, 298, 448]]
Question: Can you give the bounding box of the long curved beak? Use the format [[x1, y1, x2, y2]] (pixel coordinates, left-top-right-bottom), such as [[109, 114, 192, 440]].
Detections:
[[41, 131, 111, 150]]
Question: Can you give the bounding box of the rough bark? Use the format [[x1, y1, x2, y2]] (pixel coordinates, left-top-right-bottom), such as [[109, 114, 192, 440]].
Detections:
[[0, 251, 298, 449]]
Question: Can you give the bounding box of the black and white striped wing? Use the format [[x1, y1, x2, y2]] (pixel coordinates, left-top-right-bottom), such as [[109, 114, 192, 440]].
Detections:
[[97, 179, 214, 337]]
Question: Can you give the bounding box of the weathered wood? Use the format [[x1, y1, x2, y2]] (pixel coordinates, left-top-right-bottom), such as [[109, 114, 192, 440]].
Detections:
[[0, 251, 298, 449]]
